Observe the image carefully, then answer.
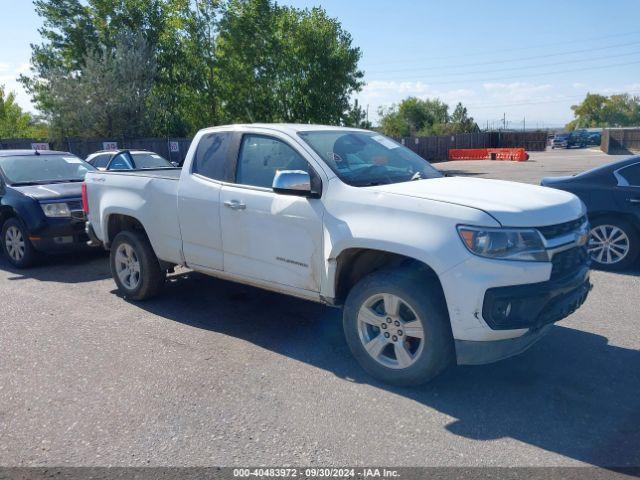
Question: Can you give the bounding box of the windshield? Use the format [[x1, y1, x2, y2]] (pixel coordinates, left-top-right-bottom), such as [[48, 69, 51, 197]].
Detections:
[[0, 154, 95, 185], [298, 130, 442, 186], [131, 152, 173, 169]]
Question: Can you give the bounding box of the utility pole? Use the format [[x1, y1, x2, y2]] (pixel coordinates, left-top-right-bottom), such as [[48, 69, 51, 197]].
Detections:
[[523, 116, 526, 132], [503, 113, 506, 130]]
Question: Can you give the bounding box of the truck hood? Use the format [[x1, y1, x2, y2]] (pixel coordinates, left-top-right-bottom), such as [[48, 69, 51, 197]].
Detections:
[[12, 182, 83, 201], [369, 176, 585, 227]]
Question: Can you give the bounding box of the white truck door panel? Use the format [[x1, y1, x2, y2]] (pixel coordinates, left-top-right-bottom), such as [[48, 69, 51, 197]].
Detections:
[[220, 186, 323, 292], [177, 174, 224, 270]]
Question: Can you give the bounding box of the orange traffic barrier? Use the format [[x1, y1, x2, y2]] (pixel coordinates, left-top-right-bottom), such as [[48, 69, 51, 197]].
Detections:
[[448, 148, 529, 162]]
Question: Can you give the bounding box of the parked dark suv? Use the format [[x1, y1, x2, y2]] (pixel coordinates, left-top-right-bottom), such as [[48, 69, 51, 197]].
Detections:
[[552, 132, 587, 149], [0, 150, 97, 267]]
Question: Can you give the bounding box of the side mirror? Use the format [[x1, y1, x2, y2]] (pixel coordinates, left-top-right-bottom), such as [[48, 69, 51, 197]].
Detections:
[[272, 170, 315, 197], [171, 161, 180, 167]]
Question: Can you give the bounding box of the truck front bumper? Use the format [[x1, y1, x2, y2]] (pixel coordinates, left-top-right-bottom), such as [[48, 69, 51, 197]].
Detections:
[[455, 269, 591, 365], [455, 325, 554, 365], [439, 248, 591, 364], [482, 266, 591, 330]]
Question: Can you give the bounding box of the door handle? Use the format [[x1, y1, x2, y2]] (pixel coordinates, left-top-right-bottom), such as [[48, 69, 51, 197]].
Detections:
[[627, 198, 640, 204], [224, 200, 246, 210]]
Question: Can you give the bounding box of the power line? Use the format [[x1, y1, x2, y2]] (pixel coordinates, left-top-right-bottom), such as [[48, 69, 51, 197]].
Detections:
[[458, 90, 640, 110], [361, 29, 640, 68], [372, 59, 640, 86], [366, 40, 640, 74], [368, 50, 640, 81]]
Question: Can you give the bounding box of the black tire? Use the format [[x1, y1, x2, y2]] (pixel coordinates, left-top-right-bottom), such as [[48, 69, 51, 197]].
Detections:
[[588, 217, 639, 271], [343, 268, 454, 386], [110, 230, 165, 300], [1, 217, 38, 268]]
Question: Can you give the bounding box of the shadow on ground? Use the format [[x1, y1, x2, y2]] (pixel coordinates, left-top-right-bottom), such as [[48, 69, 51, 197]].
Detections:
[[125, 271, 640, 468], [0, 249, 110, 283]]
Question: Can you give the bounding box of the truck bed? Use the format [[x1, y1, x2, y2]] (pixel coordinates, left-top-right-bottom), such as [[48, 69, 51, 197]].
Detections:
[[85, 168, 183, 265]]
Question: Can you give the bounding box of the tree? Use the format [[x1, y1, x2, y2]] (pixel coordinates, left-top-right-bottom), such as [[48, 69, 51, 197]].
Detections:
[[22, 0, 365, 138], [0, 86, 47, 138], [343, 99, 371, 129], [447, 102, 479, 134], [567, 92, 640, 129], [378, 97, 479, 137], [22, 0, 189, 136], [214, 0, 364, 124], [43, 30, 156, 138]]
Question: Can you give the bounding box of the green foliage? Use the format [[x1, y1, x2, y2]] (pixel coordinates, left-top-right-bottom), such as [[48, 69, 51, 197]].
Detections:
[[567, 93, 640, 130], [215, 0, 363, 124], [22, 0, 365, 139], [0, 86, 48, 138], [43, 30, 156, 138], [343, 99, 371, 129], [378, 97, 477, 137]]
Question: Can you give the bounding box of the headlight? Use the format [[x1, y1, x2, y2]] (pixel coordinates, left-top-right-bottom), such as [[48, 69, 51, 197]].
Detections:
[[41, 202, 71, 218], [457, 226, 548, 262]]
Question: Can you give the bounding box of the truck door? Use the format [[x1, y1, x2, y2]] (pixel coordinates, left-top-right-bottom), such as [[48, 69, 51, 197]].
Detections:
[[220, 133, 324, 293], [177, 131, 236, 271]]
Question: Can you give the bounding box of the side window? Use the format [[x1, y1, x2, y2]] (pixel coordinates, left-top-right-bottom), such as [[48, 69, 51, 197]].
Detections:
[[236, 135, 310, 188], [619, 164, 640, 186], [92, 154, 110, 169], [108, 152, 134, 170], [193, 132, 233, 181]]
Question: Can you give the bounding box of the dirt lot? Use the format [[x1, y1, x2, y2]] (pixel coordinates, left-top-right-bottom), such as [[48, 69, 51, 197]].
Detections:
[[0, 148, 638, 468], [436, 148, 620, 184]]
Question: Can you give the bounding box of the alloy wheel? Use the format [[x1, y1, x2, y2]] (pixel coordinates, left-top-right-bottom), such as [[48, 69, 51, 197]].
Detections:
[[5, 226, 25, 262], [115, 243, 141, 290], [588, 224, 630, 265], [357, 293, 425, 369]]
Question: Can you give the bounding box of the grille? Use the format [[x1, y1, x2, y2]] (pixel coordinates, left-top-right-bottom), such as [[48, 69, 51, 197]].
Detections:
[[551, 246, 589, 280], [537, 216, 587, 240]]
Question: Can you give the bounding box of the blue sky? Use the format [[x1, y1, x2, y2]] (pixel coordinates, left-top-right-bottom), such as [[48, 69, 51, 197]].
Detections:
[[1, 0, 640, 127]]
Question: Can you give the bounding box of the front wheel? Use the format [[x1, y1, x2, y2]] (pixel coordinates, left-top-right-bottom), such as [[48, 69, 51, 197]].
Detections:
[[110, 230, 165, 300], [343, 268, 454, 386], [588, 218, 639, 271], [2, 218, 38, 268]]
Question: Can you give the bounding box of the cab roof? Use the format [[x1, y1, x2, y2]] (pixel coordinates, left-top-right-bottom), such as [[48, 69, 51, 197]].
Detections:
[[199, 123, 371, 136]]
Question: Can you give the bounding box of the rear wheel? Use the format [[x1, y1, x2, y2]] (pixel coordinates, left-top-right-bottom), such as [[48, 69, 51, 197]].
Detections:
[[2, 218, 37, 268], [110, 230, 165, 300], [588, 217, 639, 271], [343, 268, 454, 386]]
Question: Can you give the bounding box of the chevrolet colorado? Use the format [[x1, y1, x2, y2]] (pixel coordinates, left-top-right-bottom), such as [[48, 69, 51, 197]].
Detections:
[[84, 124, 591, 385]]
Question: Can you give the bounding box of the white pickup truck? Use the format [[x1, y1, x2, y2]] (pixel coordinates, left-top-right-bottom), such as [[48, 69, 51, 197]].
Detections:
[[84, 124, 591, 385]]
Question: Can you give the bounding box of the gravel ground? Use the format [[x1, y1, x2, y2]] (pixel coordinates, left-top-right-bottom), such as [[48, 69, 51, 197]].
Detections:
[[0, 148, 638, 468]]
